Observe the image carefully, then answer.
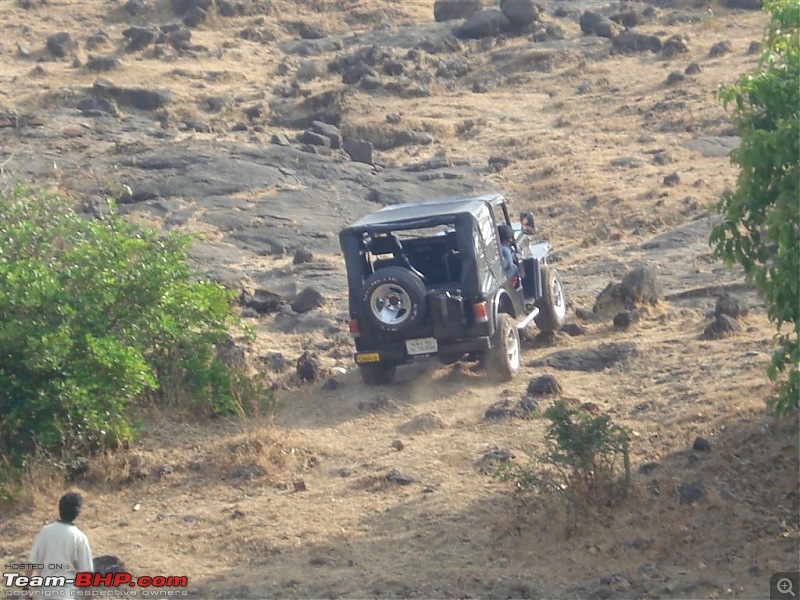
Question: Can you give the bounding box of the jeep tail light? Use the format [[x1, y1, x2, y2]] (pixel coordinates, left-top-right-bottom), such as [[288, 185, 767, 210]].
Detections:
[[349, 318, 361, 337], [472, 302, 489, 323]]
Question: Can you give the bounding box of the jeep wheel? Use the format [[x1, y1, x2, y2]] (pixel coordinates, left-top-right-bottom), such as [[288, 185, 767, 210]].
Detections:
[[534, 266, 566, 333], [361, 266, 427, 334], [486, 313, 520, 382], [359, 363, 396, 385]]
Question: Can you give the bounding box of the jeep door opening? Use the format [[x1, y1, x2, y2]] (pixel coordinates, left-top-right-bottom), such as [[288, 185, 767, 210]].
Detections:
[[339, 194, 566, 385]]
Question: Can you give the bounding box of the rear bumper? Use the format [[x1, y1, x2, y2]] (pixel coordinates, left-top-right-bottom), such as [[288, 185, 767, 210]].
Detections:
[[354, 336, 492, 365]]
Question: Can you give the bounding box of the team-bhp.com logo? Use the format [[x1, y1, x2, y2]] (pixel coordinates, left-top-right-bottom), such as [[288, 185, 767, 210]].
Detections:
[[3, 565, 188, 597]]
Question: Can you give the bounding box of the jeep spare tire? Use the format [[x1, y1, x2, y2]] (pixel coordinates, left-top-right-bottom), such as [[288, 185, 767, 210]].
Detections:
[[534, 266, 567, 332], [361, 266, 427, 333]]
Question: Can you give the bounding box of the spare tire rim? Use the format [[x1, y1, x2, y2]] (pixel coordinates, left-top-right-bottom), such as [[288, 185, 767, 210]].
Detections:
[[552, 275, 566, 319], [505, 323, 520, 370], [370, 283, 412, 326]]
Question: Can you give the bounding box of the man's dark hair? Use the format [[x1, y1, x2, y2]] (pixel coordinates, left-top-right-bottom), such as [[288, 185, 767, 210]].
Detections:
[[59, 492, 82, 523], [498, 224, 514, 244]]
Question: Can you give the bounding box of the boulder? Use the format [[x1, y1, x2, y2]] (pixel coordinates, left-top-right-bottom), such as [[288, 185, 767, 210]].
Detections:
[[715, 293, 749, 319], [122, 26, 158, 53], [343, 138, 374, 165], [579, 11, 619, 38], [725, 0, 761, 8], [456, 9, 510, 39], [709, 40, 732, 57], [47, 32, 78, 58], [612, 32, 662, 54], [296, 351, 321, 382], [500, 0, 540, 27], [434, 0, 482, 22], [310, 120, 342, 149], [86, 56, 120, 72], [290, 287, 324, 313]]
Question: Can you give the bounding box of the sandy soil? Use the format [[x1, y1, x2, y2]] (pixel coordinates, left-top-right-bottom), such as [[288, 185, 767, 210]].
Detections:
[[0, 0, 797, 598]]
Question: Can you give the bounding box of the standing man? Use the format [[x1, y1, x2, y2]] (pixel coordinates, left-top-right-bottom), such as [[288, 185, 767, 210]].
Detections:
[[25, 491, 93, 598]]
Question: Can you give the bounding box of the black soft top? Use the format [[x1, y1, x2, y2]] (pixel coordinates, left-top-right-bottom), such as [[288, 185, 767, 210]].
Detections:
[[342, 193, 504, 232]]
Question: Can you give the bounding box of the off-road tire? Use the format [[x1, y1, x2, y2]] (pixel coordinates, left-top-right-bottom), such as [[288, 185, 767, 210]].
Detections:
[[534, 266, 566, 333], [358, 363, 397, 385], [486, 313, 521, 382], [361, 266, 427, 334]]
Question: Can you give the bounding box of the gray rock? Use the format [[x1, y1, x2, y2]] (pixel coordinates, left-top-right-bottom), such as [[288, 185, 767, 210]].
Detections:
[[579, 12, 619, 39], [434, 0, 482, 22], [47, 32, 78, 58], [484, 396, 538, 420], [662, 34, 690, 58], [594, 267, 660, 316], [310, 120, 342, 149], [613, 311, 634, 330], [610, 10, 642, 28], [622, 269, 660, 304], [685, 62, 702, 75], [321, 378, 339, 391], [612, 32, 662, 54], [296, 351, 320, 382], [561, 322, 586, 336], [93, 555, 126, 574], [383, 59, 406, 76], [184, 119, 211, 133], [666, 71, 685, 86], [86, 55, 120, 72], [359, 394, 394, 412], [342, 63, 377, 85], [343, 138, 374, 165], [436, 55, 470, 78], [693, 437, 711, 452], [475, 447, 515, 474], [678, 481, 707, 505], [296, 22, 325, 40], [298, 130, 331, 147], [527, 374, 562, 396], [360, 75, 383, 91], [386, 468, 413, 485], [296, 60, 324, 81], [123, 25, 158, 53], [124, 0, 149, 16], [293, 249, 313, 265], [92, 79, 171, 110], [748, 40, 762, 54], [217, 0, 238, 18], [703, 313, 740, 339], [715, 293, 749, 319], [500, 0, 540, 27], [395, 130, 435, 146], [530, 342, 637, 372], [456, 9, 510, 39], [241, 288, 282, 314], [76, 97, 119, 117], [290, 287, 324, 313], [709, 40, 732, 57], [171, 0, 213, 14], [270, 133, 291, 146]]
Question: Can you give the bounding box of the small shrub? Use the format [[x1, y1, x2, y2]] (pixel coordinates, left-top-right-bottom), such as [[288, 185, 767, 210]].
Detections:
[[495, 400, 631, 535], [0, 185, 268, 489]]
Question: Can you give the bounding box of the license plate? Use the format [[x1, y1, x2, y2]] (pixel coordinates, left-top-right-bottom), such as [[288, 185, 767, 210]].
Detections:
[[405, 337, 438, 355], [356, 353, 380, 363]]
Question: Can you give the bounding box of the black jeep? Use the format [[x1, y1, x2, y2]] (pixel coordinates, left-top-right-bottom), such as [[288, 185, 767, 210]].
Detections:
[[339, 193, 566, 385]]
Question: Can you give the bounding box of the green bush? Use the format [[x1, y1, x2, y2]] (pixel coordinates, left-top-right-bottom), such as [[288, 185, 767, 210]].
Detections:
[[496, 400, 630, 534], [0, 185, 269, 473], [710, 0, 799, 416]]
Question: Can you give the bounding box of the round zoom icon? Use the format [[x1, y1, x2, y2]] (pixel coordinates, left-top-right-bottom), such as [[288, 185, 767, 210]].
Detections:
[[778, 579, 795, 596]]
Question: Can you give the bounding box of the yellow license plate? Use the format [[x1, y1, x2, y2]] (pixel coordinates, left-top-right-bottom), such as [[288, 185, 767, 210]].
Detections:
[[356, 353, 380, 363]]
